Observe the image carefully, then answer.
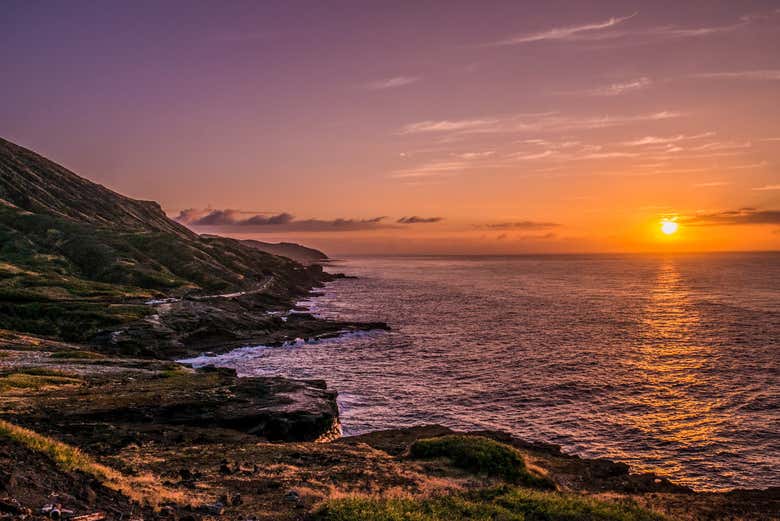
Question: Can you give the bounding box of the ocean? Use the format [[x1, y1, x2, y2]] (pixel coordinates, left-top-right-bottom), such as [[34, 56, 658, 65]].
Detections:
[[181, 253, 780, 491]]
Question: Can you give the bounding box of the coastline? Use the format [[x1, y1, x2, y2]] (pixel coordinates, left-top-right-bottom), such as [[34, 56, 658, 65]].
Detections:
[[1, 271, 778, 520]]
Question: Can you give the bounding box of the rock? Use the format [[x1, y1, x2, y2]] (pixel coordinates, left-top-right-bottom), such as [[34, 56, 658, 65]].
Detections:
[[0, 498, 23, 515], [284, 490, 300, 503], [15, 371, 341, 444], [197, 502, 224, 516], [588, 458, 630, 479]]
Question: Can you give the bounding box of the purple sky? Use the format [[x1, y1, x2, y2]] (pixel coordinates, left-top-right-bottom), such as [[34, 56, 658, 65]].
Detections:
[[2, 1, 779, 254]]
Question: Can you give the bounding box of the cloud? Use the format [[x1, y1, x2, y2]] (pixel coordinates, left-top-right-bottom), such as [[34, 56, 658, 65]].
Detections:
[[455, 151, 496, 159], [691, 70, 780, 81], [752, 185, 780, 191], [644, 22, 744, 39], [684, 208, 780, 226], [390, 161, 470, 178], [480, 221, 561, 230], [399, 111, 682, 136], [581, 77, 652, 96], [694, 181, 731, 187], [508, 150, 557, 160], [489, 13, 637, 46], [400, 119, 500, 134], [622, 132, 715, 146], [366, 76, 420, 90], [176, 209, 393, 232], [486, 12, 753, 47], [244, 213, 295, 225], [397, 216, 444, 224]]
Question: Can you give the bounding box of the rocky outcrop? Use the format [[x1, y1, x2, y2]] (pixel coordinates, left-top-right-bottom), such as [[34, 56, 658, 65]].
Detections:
[[4, 364, 341, 446]]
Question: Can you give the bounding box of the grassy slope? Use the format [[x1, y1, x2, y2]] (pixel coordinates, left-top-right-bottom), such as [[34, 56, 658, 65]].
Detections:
[[0, 137, 321, 341], [317, 487, 666, 521]]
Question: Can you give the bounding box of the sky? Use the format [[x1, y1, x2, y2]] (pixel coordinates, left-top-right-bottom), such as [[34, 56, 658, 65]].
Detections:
[[2, 1, 779, 254]]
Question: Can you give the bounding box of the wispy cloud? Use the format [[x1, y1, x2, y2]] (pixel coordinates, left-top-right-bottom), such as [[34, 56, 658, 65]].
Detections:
[[691, 70, 780, 81], [479, 221, 561, 230], [366, 76, 421, 90], [752, 185, 780, 191], [390, 161, 471, 178], [489, 13, 637, 46], [622, 132, 715, 146], [455, 151, 496, 159], [507, 150, 557, 161], [397, 216, 444, 224], [399, 111, 681, 136], [400, 119, 500, 134], [487, 12, 754, 47], [684, 208, 780, 226], [644, 22, 745, 39], [694, 181, 731, 187], [581, 77, 652, 96], [176, 209, 394, 232]]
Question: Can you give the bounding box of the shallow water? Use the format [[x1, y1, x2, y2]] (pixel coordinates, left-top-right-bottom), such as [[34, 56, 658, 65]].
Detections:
[[182, 253, 780, 491]]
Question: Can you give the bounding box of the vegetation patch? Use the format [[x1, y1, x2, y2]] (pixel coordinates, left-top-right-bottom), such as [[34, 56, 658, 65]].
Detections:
[[49, 350, 106, 359], [0, 419, 186, 507], [409, 435, 554, 488], [316, 486, 666, 521], [0, 372, 83, 392]]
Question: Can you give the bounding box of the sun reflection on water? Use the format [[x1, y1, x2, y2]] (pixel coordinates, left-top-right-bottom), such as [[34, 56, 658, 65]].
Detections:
[[622, 259, 726, 485]]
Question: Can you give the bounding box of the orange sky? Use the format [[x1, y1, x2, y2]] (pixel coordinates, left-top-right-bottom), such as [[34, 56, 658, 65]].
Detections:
[[2, 1, 778, 254]]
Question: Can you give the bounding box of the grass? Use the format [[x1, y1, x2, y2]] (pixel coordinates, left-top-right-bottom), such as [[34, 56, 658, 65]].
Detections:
[[0, 419, 186, 507], [409, 435, 554, 489], [316, 486, 666, 521], [49, 350, 106, 359], [0, 372, 83, 392]]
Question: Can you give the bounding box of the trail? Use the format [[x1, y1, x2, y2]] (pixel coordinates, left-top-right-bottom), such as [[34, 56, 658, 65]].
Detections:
[[144, 276, 275, 305]]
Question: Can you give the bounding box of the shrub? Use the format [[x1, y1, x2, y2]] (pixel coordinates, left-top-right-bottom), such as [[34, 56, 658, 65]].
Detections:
[[409, 435, 554, 489], [316, 486, 666, 521]]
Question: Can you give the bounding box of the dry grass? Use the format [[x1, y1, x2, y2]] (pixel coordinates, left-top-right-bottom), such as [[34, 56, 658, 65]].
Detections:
[[0, 372, 83, 392], [48, 350, 106, 360], [0, 419, 188, 507]]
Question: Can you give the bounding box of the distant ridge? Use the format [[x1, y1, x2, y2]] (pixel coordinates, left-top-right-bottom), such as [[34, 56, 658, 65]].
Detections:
[[200, 235, 327, 265], [239, 239, 327, 265]]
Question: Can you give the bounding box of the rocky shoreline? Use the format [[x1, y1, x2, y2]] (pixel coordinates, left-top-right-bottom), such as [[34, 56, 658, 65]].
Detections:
[[2, 301, 779, 520]]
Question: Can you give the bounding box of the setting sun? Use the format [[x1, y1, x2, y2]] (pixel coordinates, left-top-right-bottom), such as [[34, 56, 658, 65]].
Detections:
[[661, 220, 679, 235]]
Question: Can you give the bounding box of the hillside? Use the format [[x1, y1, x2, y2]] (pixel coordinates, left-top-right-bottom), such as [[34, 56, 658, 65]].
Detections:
[[239, 239, 328, 264], [0, 137, 350, 349]]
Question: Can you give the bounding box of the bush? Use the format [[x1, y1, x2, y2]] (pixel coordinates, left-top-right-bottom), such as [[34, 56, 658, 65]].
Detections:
[[316, 486, 666, 521], [409, 435, 554, 488]]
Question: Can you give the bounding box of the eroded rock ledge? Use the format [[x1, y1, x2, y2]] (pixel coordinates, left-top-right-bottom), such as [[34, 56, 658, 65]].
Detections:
[[0, 356, 341, 448]]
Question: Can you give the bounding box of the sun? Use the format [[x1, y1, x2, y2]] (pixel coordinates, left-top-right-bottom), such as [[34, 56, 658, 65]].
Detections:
[[661, 220, 679, 235]]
